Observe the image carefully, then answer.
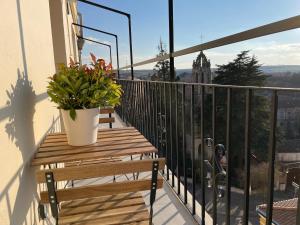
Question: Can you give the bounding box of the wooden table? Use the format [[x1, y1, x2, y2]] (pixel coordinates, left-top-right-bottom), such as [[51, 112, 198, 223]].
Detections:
[[31, 127, 157, 166]]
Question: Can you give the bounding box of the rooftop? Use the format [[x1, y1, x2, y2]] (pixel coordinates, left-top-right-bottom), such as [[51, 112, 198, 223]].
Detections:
[[257, 198, 298, 225]]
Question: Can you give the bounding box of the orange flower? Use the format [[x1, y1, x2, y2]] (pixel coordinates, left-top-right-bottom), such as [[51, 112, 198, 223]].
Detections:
[[106, 63, 112, 71], [90, 53, 97, 65], [97, 59, 106, 69]]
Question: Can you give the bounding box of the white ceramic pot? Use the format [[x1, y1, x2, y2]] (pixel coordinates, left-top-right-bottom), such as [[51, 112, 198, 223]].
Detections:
[[61, 108, 99, 146]]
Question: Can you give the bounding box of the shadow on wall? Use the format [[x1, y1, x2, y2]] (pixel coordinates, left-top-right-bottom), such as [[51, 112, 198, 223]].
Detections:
[[0, 70, 60, 225], [5, 70, 36, 161], [0, 0, 60, 225], [4, 70, 38, 225]]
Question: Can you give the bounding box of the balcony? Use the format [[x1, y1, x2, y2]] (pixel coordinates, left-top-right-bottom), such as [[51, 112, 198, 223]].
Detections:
[[114, 80, 300, 225], [1, 1, 300, 225]]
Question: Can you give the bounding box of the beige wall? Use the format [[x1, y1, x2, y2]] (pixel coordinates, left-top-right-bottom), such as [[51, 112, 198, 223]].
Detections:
[[62, 0, 80, 64], [49, 0, 80, 71], [49, 0, 68, 69], [0, 0, 78, 224]]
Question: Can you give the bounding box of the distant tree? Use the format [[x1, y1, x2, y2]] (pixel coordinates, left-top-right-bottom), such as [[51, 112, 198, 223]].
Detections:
[[214, 51, 267, 86], [295, 114, 300, 138], [151, 38, 170, 81], [213, 51, 271, 180], [286, 120, 295, 138]]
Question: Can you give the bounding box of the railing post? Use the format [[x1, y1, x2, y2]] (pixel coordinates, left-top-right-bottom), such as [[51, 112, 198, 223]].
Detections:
[[191, 85, 196, 215], [169, 83, 174, 187], [297, 189, 300, 225], [115, 36, 120, 78], [175, 83, 180, 194], [168, 0, 175, 82], [225, 88, 232, 225], [127, 15, 134, 80], [182, 84, 187, 204], [164, 82, 169, 180], [266, 90, 278, 225], [243, 89, 252, 225], [109, 45, 112, 65], [200, 85, 206, 224], [212, 87, 217, 224]]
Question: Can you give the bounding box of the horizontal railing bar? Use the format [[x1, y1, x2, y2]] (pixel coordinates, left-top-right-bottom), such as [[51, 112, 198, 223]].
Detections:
[[72, 23, 117, 37], [117, 79, 300, 92], [124, 54, 170, 68], [120, 15, 300, 69], [172, 15, 300, 58], [77, 36, 111, 47]]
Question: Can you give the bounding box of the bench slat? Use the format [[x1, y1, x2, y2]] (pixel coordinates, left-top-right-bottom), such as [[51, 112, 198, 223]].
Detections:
[[58, 209, 149, 225], [100, 108, 114, 114], [36, 158, 165, 183], [60, 192, 141, 208], [40, 177, 163, 203], [59, 195, 145, 216], [99, 117, 115, 124]]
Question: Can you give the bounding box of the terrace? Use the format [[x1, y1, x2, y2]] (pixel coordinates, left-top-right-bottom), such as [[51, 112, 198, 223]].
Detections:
[[1, 1, 300, 225]]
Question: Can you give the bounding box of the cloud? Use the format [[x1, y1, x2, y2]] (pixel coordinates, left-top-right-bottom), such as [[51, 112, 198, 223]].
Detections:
[[251, 42, 300, 65], [191, 42, 300, 68]]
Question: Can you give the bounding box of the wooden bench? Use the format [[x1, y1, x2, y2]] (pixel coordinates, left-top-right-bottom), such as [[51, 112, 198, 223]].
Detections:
[[36, 158, 165, 225], [99, 107, 115, 128]]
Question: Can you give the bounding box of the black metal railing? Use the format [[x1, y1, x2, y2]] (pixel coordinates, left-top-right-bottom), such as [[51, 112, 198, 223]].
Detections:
[[116, 79, 300, 225]]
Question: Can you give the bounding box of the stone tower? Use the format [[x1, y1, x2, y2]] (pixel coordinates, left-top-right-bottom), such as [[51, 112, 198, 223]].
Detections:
[[192, 51, 212, 83]]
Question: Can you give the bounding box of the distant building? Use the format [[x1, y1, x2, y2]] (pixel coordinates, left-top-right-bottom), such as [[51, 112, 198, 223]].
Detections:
[[277, 139, 300, 190], [192, 51, 212, 83], [256, 198, 298, 225], [278, 106, 300, 122]]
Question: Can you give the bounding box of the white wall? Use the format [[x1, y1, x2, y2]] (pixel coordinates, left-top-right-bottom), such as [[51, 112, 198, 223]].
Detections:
[[49, 0, 80, 71], [278, 153, 300, 162], [0, 0, 66, 224], [62, 0, 80, 64]]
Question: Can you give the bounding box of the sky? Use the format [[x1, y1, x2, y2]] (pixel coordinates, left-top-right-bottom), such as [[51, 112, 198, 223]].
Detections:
[[78, 0, 300, 70]]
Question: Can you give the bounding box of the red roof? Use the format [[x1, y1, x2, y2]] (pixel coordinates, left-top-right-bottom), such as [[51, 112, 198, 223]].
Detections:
[[257, 198, 298, 225]]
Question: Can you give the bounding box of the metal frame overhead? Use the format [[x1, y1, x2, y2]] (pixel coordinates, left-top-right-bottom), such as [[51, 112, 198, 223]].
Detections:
[[78, 0, 134, 80], [77, 36, 112, 65], [73, 23, 120, 78]]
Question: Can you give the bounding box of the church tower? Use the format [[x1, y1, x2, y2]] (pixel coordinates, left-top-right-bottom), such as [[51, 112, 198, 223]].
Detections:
[[192, 51, 212, 83]]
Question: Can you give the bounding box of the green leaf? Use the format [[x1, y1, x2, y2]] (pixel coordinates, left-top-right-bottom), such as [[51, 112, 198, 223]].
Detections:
[[75, 78, 82, 90], [61, 75, 74, 88], [69, 108, 76, 120], [79, 82, 90, 90], [65, 87, 75, 95]]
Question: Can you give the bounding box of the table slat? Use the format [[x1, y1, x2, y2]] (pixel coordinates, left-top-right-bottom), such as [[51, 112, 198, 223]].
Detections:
[[38, 138, 148, 152], [31, 146, 157, 166], [31, 127, 157, 166], [35, 142, 153, 158]]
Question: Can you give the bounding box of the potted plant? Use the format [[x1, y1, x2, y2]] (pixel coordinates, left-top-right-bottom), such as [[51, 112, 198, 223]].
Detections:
[[47, 54, 122, 146]]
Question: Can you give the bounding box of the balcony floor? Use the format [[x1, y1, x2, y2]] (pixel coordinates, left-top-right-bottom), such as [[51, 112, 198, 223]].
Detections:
[[95, 113, 199, 225]]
